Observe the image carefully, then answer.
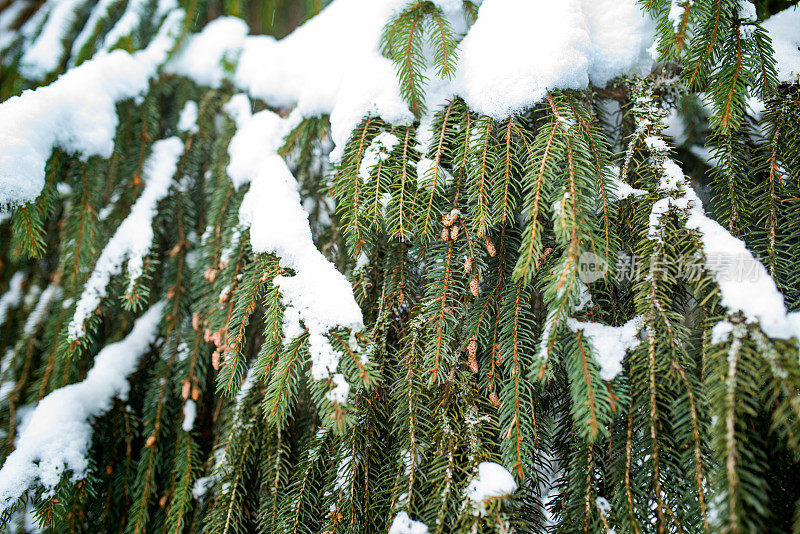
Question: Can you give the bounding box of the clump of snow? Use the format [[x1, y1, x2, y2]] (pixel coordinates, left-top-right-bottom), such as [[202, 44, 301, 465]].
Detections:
[[0, 0, 30, 51], [99, 0, 148, 51], [67, 137, 183, 341], [389, 511, 429, 534], [182, 400, 196, 431], [23, 284, 61, 335], [668, 1, 690, 32], [0, 273, 26, 327], [177, 100, 199, 134], [455, 0, 654, 118], [0, 303, 163, 510], [568, 317, 642, 380], [359, 132, 400, 181], [466, 461, 517, 503], [763, 7, 800, 82], [235, 0, 413, 164], [18, 0, 86, 79], [325, 373, 350, 404], [165, 16, 249, 88], [711, 320, 734, 344], [595, 495, 612, 515], [737, 1, 757, 23], [224, 94, 364, 390], [606, 166, 646, 200], [0, 9, 184, 209], [646, 136, 800, 342]]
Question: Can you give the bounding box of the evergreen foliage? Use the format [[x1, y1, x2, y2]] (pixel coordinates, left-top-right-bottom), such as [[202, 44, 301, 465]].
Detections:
[[0, 0, 799, 532]]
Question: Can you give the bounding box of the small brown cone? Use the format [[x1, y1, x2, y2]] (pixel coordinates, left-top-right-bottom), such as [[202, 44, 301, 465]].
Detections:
[[441, 227, 449, 241], [450, 225, 459, 240], [191, 386, 200, 401], [486, 241, 496, 257], [470, 277, 480, 297], [467, 338, 478, 373], [212, 350, 221, 370], [145, 435, 156, 448], [489, 391, 500, 407], [464, 257, 472, 273], [192, 312, 200, 331], [181, 380, 191, 400]]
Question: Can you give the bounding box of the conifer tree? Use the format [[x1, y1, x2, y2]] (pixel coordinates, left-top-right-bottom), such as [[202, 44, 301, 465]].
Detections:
[[0, 0, 799, 532]]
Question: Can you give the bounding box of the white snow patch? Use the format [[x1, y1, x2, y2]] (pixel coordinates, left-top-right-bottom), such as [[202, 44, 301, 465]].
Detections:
[[454, 0, 654, 119], [0, 303, 163, 510], [0, 9, 184, 208], [0, 0, 30, 51], [0, 273, 26, 327], [466, 461, 517, 503], [224, 95, 364, 388], [648, 151, 800, 342], [182, 400, 196, 431], [568, 317, 642, 380], [165, 16, 249, 88], [18, 0, 87, 79], [23, 283, 61, 334], [359, 132, 399, 181], [67, 137, 183, 341], [389, 511, 429, 534], [764, 7, 800, 82], [177, 100, 199, 134]]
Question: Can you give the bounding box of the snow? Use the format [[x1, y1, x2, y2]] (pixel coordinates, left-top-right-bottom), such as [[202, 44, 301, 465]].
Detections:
[[389, 511, 429, 534], [647, 141, 800, 342], [67, 137, 183, 341], [0, 273, 25, 327], [235, 0, 413, 164], [0, 0, 30, 51], [606, 166, 646, 200], [763, 7, 800, 82], [595, 496, 611, 515], [711, 320, 734, 344], [18, 0, 87, 79], [70, 0, 120, 61], [0, 9, 184, 209], [568, 318, 641, 380], [165, 16, 249, 88], [359, 132, 400, 181], [160, 0, 657, 167], [23, 284, 61, 334], [668, 1, 690, 32], [466, 461, 517, 503], [686, 208, 800, 341], [177, 101, 199, 134], [0, 303, 163, 510], [224, 95, 364, 388], [325, 373, 350, 404], [182, 400, 196, 431], [737, 1, 757, 23], [455, 0, 654, 119], [100, 0, 148, 51]]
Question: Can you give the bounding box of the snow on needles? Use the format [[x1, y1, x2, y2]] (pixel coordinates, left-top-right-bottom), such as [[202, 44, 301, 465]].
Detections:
[[0, 303, 164, 511], [67, 137, 183, 341], [568, 317, 642, 380], [224, 94, 364, 390], [0, 273, 26, 327], [455, 0, 654, 118], [0, 9, 183, 209], [173, 0, 654, 161], [763, 7, 800, 82], [389, 511, 429, 534], [647, 143, 800, 343], [466, 462, 517, 514]]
